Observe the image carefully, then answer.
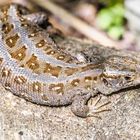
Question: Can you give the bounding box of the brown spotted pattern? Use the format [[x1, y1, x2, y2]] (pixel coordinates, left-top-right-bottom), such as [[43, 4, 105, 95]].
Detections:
[[10, 46, 27, 61], [1, 15, 8, 22], [49, 83, 64, 94], [1, 68, 11, 77], [81, 64, 100, 72], [26, 54, 40, 71], [32, 81, 42, 92], [36, 40, 46, 48], [4, 82, 11, 90], [5, 34, 20, 48], [0, 5, 9, 19], [1, 5, 9, 15], [21, 22, 30, 27], [28, 27, 41, 38], [84, 76, 92, 90], [42, 44, 78, 63], [44, 63, 62, 77], [0, 58, 3, 64], [71, 79, 80, 86], [64, 68, 78, 76], [33, 36, 79, 64], [14, 76, 27, 84], [2, 23, 14, 34]]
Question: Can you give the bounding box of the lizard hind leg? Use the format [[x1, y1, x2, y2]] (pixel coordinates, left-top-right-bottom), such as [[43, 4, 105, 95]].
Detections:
[[23, 12, 50, 29], [23, 12, 59, 36]]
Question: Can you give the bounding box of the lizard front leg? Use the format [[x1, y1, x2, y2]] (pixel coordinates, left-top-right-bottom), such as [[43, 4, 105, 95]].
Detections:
[[71, 93, 91, 118], [71, 91, 111, 118]]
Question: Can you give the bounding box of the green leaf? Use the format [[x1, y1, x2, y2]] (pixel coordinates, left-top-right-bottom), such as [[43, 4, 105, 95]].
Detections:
[[110, 4, 124, 17], [96, 9, 113, 30], [108, 26, 124, 40]]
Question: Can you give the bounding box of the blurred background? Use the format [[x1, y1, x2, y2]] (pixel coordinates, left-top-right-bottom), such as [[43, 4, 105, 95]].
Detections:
[[0, 0, 140, 51]]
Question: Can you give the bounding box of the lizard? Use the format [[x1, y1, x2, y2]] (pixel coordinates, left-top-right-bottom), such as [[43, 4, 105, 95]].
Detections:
[[0, 3, 140, 118]]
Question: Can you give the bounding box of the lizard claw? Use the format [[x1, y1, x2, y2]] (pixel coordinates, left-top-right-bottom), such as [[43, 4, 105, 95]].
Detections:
[[87, 96, 111, 118]]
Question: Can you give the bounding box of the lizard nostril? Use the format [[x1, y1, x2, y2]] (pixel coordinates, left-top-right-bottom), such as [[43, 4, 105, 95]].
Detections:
[[2, 23, 6, 29], [102, 78, 109, 86]]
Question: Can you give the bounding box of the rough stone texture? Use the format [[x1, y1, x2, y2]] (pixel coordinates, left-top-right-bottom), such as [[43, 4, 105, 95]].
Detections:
[[0, 37, 140, 140]]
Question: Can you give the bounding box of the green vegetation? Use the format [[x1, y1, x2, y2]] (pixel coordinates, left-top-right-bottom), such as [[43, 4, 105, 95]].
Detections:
[[97, 1, 125, 40]]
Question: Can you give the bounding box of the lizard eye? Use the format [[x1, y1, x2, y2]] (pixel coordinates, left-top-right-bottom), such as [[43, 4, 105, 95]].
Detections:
[[124, 72, 136, 81], [124, 76, 131, 81]]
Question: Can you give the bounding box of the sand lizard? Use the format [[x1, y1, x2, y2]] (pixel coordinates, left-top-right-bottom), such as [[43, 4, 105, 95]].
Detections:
[[0, 4, 140, 117]]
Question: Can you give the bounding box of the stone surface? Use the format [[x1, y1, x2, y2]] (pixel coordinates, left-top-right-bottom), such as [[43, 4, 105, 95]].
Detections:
[[0, 37, 140, 140]]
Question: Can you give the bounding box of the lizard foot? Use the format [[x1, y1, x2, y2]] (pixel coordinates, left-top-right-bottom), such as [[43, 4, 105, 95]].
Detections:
[[71, 94, 111, 118], [87, 96, 111, 119]]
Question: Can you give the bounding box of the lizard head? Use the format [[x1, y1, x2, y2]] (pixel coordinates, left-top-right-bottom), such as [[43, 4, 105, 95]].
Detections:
[[97, 55, 140, 95]]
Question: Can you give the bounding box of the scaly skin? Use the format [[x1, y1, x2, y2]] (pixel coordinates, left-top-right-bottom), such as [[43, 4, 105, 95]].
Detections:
[[0, 4, 140, 117]]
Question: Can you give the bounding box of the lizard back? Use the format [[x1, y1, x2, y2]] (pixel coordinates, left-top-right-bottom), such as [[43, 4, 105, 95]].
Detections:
[[0, 4, 102, 106]]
